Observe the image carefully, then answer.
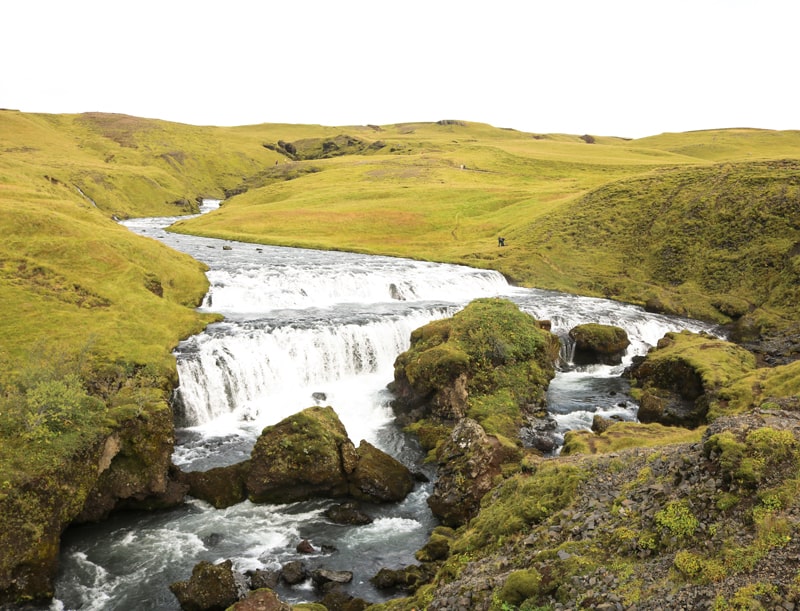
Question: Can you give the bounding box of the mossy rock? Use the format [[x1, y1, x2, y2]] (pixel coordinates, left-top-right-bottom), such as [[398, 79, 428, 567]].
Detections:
[[415, 526, 456, 562], [246, 406, 355, 503], [627, 330, 757, 426], [427, 418, 507, 527], [392, 298, 559, 437], [246, 406, 414, 505], [182, 461, 250, 509], [349, 440, 415, 503], [227, 588, 292, 610], [169, 559, 247, 611], [568, 323, 630, 365]]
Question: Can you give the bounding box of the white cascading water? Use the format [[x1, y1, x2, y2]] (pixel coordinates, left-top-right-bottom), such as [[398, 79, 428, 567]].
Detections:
[[52, 201, 722, 610]]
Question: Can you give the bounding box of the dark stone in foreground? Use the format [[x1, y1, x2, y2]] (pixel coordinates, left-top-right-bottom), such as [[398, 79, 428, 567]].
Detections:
[[169, 559, 247, 611]]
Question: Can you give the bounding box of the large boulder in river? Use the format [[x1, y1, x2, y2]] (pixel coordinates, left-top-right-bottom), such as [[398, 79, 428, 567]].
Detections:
[[246, 406, 357, 503], [390, 298, 559, 444], [180, 461, 250, 508], [568, 323, 630, 365], [349, 440, 415, 502], [626, 330, 757, 427], [169, 559, 248, 611], [246, 406, 414, 504]]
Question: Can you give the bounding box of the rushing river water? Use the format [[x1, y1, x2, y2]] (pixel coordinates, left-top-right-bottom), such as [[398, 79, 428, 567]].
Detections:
[[51, 201, 720, 610]]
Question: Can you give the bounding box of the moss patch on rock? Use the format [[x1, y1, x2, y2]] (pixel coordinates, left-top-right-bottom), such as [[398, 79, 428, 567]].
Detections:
[[569, 323, 631, 365], [392, 298, 559, 440]]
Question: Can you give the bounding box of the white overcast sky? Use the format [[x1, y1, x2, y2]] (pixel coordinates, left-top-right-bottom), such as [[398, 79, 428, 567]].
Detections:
[[3, 0, 797, 139]]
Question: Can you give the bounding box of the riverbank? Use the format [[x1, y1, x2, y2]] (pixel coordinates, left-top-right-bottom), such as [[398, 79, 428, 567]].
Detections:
[[1, 112, 799, 607]]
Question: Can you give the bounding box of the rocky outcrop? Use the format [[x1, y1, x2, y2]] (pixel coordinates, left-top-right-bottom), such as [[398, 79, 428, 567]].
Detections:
[[390, 299, 559, 529], [245, 406, 414, 505], [626, 330, 756, 427], [76, 404, 183, 521], [388, 411, 800, 611], [568, 323, 630, 365], [427, 419, 507, 527], [391, 298, 559, 432], [0, 404, 181, 605]]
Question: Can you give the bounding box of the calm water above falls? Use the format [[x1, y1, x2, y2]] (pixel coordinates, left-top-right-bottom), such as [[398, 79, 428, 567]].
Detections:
[[52, 201, 720, 610]]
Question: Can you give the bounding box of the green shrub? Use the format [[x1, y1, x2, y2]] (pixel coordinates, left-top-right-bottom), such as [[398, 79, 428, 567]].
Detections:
[[673, 550, 726, 583], [498, 568, 543, 607], [655, 500, 699, 542]]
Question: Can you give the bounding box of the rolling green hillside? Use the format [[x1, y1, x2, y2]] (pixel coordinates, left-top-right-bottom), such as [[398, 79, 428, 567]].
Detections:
[[171, 121, 800, 335], [2, 110, 800, 606]]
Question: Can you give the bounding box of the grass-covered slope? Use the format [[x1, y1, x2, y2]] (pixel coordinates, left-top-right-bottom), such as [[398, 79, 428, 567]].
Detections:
[[171, 122, 800, 334], [2, 110, 800, 604], [0, 111, 288, 602]]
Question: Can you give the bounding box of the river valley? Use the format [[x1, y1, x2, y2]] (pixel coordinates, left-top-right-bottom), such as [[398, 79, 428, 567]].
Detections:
[[51, 201, 720, 610]]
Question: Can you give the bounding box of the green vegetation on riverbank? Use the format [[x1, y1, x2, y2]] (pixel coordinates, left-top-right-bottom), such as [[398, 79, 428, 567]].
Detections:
[[2, 109, 800, 606]]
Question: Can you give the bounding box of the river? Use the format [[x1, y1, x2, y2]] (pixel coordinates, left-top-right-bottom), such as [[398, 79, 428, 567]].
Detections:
[[51, 201, 719, 610]]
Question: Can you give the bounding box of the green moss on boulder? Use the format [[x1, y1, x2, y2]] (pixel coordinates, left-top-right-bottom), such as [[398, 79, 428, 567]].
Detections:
[[568, 323, 630, 365], [246, 406, 414, 505], [246, 406, 356, 504], [349, 440, 414, 503], [627, 330, 757, 427], [392, 298, 559, 437]]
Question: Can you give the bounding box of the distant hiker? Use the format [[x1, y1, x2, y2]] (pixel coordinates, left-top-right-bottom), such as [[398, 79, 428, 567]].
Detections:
[[498, 237, 506, 247]]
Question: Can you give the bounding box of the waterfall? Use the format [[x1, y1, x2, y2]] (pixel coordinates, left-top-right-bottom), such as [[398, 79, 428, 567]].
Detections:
[[173, 307, 457, 428], [52, 209, 727, 611]]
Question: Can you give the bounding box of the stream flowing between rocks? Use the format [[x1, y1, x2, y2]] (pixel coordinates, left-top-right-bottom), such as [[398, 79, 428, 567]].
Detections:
[[51, 201, 720, 610]]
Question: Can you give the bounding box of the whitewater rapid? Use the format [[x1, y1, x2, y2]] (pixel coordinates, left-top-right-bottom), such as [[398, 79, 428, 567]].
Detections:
[[52, 200, 720, 610]]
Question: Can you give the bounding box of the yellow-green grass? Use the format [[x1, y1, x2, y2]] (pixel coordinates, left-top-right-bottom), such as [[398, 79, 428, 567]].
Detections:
[[561, 422, 705, 456], [171, 122, 800, 330], [0, 192, 217, 365], [0, 110, 280, 218]]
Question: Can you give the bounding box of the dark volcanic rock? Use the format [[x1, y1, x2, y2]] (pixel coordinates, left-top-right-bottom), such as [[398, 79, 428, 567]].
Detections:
[[280, 560, 307, 585], [169, 559, 247, 611], [325, 501, 374, 525], [427, 418, 506, 527], [180, 461, 249, 508]]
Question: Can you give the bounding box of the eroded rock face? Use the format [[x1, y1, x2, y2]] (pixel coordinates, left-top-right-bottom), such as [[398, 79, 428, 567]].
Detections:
[[0, 405, 181, 605], [568, 323, 631, 365], [76, 405, 181, 522], [427, 418, 505, 527]]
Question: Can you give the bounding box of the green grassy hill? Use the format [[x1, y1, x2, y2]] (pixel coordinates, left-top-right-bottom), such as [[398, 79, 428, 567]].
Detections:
[[171, 121, 800, 335], [2, 110, 800, 604]]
